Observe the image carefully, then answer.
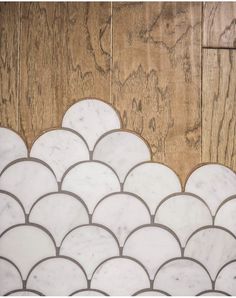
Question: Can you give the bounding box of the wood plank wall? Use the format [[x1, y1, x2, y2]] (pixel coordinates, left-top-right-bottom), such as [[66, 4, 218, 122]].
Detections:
[[0, 2, 235, 184]]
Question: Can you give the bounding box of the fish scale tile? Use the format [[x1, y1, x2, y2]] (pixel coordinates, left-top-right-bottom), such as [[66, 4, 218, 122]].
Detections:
[[0, 98, 236, 296]]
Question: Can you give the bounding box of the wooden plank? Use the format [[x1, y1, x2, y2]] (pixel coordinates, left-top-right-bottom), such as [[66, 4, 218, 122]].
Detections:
[[203, 2, 236, 48], [112, 2, 202, 182], [202, 49, 236, 171], [0, 3, 19, 130], [19, 3, 111, 147]]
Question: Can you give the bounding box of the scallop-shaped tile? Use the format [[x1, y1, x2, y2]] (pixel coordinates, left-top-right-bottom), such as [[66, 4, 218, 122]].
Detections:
[[153, 258, 212, 296], [62, 99, 121, 150], [135, 290, 169, 296], [60, 225, 119, 279], [124, 163, 182, 214], [27, 257, 87, 296], [71, 290, 108, 296], [92, 193, 150, 246], [185, 227, 236, 279], [61, 161, 120, 213], [93, 131, 151, 182], [30, 129, 89, 182], [0, 192, 25, 235], [0, 258, 22, 296], [123, 226, 181, 279], [0, 127, 27, 174], [91, 257, 150, 296], [154, 194, 212, 247], [7, 290, 41, 296], [0, 160, 58, 214], [185, 164, 236, 215], [29, 192, 89, 247], [215, 261, 236, 295], [198, 290, 230, 296], [0, 225, 56, 279], [215, 197, 236, 236]]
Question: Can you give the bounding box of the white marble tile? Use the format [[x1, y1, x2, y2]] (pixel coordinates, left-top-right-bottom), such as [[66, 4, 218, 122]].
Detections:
[[60, 225, 119, 279], [62, 99, 121, 150], [0, 127, 28, 174], [153, 259, 212, 296], [71, 289, 108, 296], [30, 129, 89, 182], [123, 226, 181, 279], [215, 261, 236, 296], [27, 257, 87, 296], [92, 193, 150, 246], [7, 290, 41, 296], [215, 197, 236, 236], [0, 225, 56, 279], [93, 131, 151, 182], [0, 160, 58, 214], [91, 257, 150, 296], [0, 192, 25, 235], [185, 164, 236, 215], [123, 162, 182, 214], [135, 290, 168, 296], [154, 193, 212, 247], [0, 258, 22, 296], [29, 192, 89, 247], [184, 227, 236, 279], [61, 161, 120, 214]]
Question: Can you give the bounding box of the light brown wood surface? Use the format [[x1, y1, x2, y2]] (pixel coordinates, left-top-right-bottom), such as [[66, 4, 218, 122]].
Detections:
[[203, 2, 236, 48], [202, 49, 236, 170], [0, 3, 19, 130], [0, 2, 236, 183]]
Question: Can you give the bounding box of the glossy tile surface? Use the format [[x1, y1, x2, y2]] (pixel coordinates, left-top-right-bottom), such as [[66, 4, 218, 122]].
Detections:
[[0, 98, 236, 295]]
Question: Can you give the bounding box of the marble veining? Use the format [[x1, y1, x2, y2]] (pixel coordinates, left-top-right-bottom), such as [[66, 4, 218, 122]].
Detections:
[[0, 98, 236, 296]]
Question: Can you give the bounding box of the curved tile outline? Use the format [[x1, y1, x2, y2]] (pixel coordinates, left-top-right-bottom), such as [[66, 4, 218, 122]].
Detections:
[[30, 127, 90, 153], [0, 157, 58, 181], [153, 256, 213, 288], [5, 289, 44, 296], [69, 289, 109, 296], [92, 191, 152, 221], [25, 255, 88, 288], [214, 194, 236, 224], [28, 190, 90, 229], [0, 126, 29, 156], [184, 225, 236, 252], [0, 256, 23, 287], [133, 289, 171, 296], [183, 161, 236, 190], [123, 161, 183, 192], [154, 192, 213, 220], [214, 259, 236, 284], [122, 223, 182, 257], [60, 160, 121, 191], [0, 223, 57, 260], [90, 255, 151, 287], [60, 223, 121, 257], [0, 190, 27, 222], [196, 290, 230, 296], [61, 97, 123, 133]]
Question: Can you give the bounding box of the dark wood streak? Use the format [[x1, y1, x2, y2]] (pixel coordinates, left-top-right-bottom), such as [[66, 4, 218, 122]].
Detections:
[[0, 3, 19, 130], [112, 2, 201, 182], [202, 49, 236, 170], [203, 3, 236, 48]]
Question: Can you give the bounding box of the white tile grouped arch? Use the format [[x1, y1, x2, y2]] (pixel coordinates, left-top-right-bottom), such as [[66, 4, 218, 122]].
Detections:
[[0, 98, 236, 295]]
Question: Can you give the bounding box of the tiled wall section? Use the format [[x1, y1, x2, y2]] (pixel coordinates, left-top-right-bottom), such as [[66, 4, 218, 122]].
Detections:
[[0, 99, 236, 296]]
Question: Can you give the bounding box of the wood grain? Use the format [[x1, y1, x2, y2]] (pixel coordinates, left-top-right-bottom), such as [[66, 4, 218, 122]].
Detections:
[[19, 2, 111, 147], [202, 49, 236, 171], [203, 2, 236, 48], [112, 2, 202, 182], [0, 3, 19, 130]]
